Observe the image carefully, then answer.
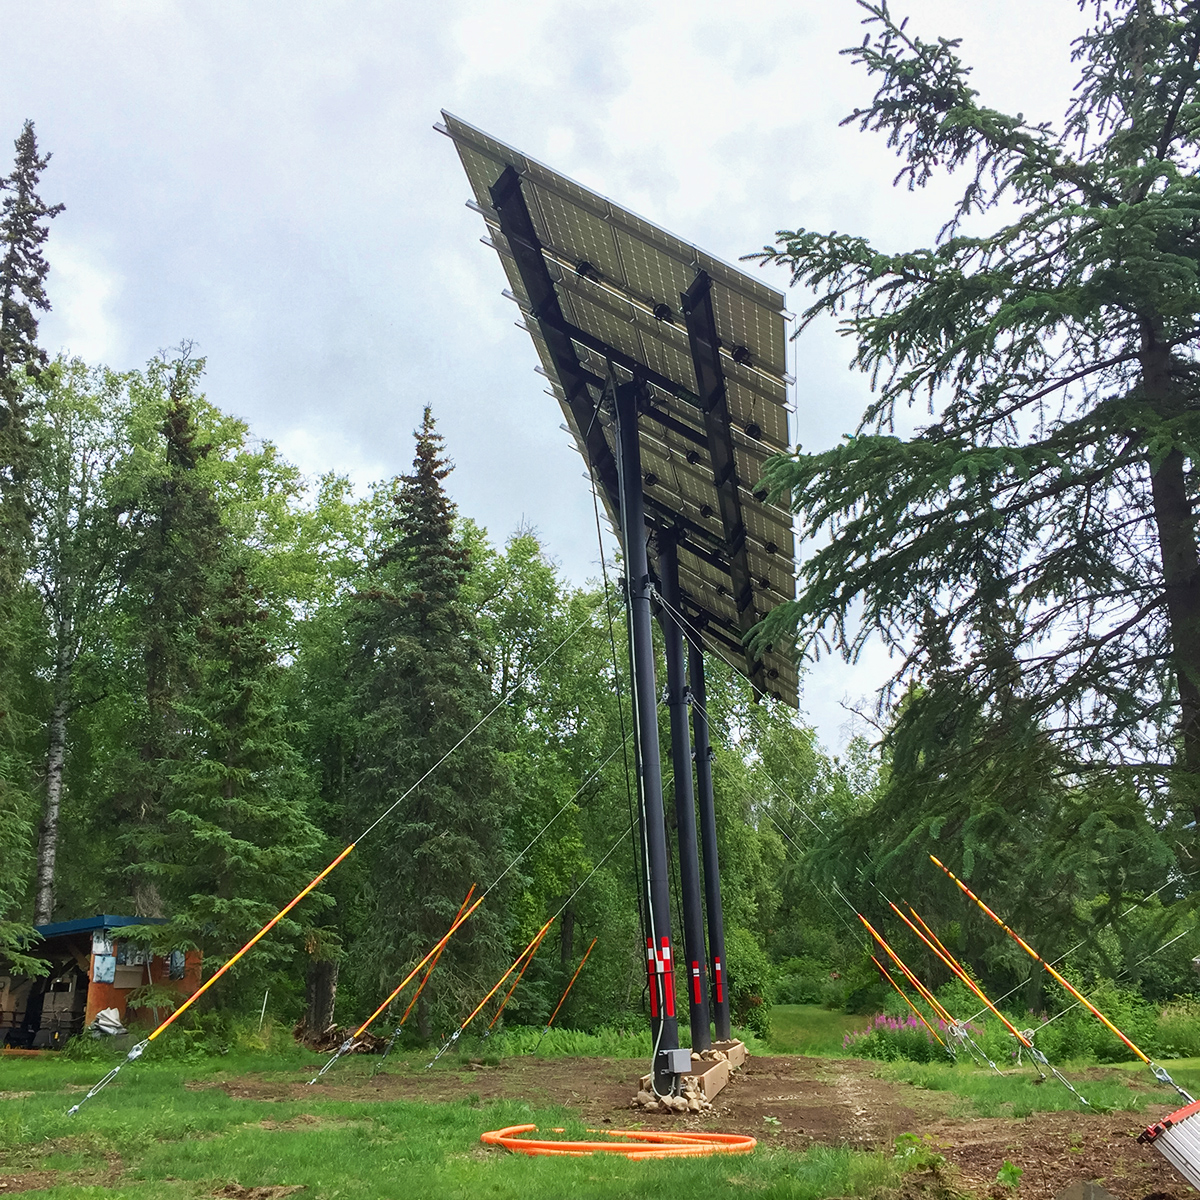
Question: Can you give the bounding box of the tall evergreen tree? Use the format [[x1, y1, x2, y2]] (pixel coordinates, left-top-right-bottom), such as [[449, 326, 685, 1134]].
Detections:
[[348, 407, 510, 1038], [753, 1, 1200, 879], [113, 354, 225, 917], [0, 119, 60, 966], [0, 120, 62, 598]]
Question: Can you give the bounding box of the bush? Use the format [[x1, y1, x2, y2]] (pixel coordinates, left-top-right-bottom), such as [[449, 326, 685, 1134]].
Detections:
[[1032, 982, 1159, 1063], [725, 926, 773, 1038], [843, 1013, 951, 1063], [1157, 999, 1200, 1058]]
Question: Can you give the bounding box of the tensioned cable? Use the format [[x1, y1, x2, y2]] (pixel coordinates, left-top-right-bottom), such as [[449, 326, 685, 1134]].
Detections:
[[1029, 929, 1192, 1034], [961, 874, 1197, 1024], [590, 471, 645, 943], [652, 584, 1195, 1051], [69, 605, 602, 1116], [425, 819, 635, 1068], [355, 612, 596, 843], [309, 731, 635, 1082]]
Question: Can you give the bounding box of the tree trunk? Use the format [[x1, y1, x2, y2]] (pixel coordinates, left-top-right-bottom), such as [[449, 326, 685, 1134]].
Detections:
[[417, 991, 431, 1042], [305, 958, 338, 1035], [1144, 332, 1200, 831], [559, 902, 575, 965], [33, 631, 71, 926]]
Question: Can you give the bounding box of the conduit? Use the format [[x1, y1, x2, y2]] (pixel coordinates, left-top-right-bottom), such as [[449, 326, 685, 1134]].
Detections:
[[480, 1124, 756, 1158]]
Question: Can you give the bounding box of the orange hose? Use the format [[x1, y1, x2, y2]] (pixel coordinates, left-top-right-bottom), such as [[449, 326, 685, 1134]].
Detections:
[[931, 855, 1152, 1063], [480, 1124, 757, 1158]]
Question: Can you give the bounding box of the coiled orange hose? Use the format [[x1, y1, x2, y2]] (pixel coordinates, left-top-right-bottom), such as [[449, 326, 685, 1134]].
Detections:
[[480, 1124, 757, 1158]]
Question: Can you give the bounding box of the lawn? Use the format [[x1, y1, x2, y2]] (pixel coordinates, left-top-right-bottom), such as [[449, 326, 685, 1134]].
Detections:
[[766, 1005, 870, 1056], [0, 1050, 910, 1200]]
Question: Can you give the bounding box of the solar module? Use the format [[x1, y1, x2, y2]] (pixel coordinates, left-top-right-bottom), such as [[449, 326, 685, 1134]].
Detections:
[[440, 112, 798, 706]]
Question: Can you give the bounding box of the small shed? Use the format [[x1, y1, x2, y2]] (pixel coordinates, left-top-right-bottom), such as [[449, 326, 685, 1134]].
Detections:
[[0, 915, 202, 1050]]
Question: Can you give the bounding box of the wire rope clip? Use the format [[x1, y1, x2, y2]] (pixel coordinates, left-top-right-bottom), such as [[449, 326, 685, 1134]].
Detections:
[[1152, 1062, 1196, 1103]]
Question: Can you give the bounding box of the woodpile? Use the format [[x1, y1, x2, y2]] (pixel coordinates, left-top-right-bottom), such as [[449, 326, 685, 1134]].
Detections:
[[292, 1022, 387, 1054]]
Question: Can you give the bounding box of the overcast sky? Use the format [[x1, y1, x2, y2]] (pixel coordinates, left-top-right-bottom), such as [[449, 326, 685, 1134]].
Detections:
[[1, 0, 1090, 748]]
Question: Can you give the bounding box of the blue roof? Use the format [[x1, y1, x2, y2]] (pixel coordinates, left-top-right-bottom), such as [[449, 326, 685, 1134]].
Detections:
[[33, 914, 168, 939]]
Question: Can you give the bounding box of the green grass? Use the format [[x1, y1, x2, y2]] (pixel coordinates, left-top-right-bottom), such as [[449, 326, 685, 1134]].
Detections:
[[767, 1005, 872, 1056], [0, 1053, 911, 1199], [877, 1056, 1200, 1118]]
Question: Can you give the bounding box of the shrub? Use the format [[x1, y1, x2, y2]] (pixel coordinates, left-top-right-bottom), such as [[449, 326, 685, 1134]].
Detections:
[[726, 926, 773, 1038], [843, 1013, 951, 1063], [1157, 998, 1200, 1058]]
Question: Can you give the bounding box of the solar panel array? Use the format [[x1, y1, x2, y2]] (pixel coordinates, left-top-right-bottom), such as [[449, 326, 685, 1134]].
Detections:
[[441, 112, 798, 706]]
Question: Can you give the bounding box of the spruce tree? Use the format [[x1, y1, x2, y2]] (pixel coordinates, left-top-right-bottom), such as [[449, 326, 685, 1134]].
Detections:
[[114, 354, 224, 917], [0, 120, 62, 598], [753, 1, 1200, 873], [348, 407, 509, 1038], [0, 120, 60, 965]]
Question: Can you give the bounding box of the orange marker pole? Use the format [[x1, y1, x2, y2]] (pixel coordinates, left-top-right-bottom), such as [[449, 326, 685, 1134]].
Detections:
[[489, 922, 552, 1030], [870, 955, 945, 1047], [353, 894, 484, 1039], [891, 901, 1032, 1048], [545, 937, 597, 1031], [930, 855, 1151, 1063], [460, 918, 556, 1034], [69, 842, 360, 1115], [395, 885, 476, 1031], [423, 918, 557, 1068], [857, 914, 955, 1025], [156, 842, 358, 1040]]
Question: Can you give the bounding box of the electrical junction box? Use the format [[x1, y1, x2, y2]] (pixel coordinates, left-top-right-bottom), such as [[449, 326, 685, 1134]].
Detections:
[[663, 1047, 693, 1075]]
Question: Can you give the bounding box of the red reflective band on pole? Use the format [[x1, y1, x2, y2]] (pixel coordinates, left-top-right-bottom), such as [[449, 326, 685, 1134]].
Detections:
[[714, 958, 723, 1003], [931, 855, 1152, 1064], [691, 962, 701, 1005], [357, 889, 481, 1039], [660, 938, 675, 1018], [647, 938, 658, 1018], [544, 937, 597, 1032], [148, 842, 357, 1042]]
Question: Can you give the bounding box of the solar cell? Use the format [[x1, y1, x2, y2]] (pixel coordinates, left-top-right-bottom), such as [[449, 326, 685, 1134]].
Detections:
[[441, 111, 798, 705]]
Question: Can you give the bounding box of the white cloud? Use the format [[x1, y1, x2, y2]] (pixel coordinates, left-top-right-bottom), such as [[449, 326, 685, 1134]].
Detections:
[[42, 239, 123, 365]]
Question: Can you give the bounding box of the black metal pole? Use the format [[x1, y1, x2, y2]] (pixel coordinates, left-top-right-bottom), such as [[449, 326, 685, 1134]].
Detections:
[[689, 639, 731, 1041], [614, 379, 680, 1093], [656, 536, 712, 1052]]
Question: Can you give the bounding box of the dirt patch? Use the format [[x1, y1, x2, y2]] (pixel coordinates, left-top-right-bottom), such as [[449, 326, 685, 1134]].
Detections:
[[212, 1186, 307, 1199], [205, 1055, 1200, 1199], [0, 1093, 33, 1102], [0, 1171, 66, 1195]]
